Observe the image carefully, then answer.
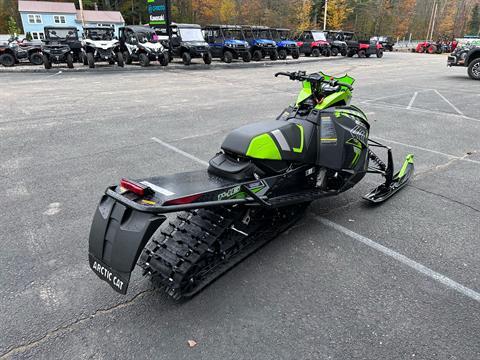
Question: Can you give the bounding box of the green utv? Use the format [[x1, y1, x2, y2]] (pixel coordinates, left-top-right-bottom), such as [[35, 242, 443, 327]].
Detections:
[[88, 71, 414, 299]]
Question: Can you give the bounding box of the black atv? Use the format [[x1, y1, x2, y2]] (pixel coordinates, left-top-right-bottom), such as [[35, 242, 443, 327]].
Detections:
[[296, 30, 331, 57], [242, 25, 278, 61], [169, 23, 212, 65], [42, 27, 83, 69], [119, 26, 169, 67], [0, 38, 43, 67], [82, 26, 124, 68], [325, 30, 349, 56], [203, 24, 251, 63], [88, 70, 414, 299], [371, 36, 395, 52]]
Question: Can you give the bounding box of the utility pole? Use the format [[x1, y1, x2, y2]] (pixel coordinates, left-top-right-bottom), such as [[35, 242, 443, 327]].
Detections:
[[429, 1, 438, 40], [78, 0, 85, 26], [426, 0, 436, 40], [323, 0, 328, 30]]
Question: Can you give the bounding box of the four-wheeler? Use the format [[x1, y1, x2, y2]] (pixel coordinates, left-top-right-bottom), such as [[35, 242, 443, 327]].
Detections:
[[325, 30, 348, 56], [416, 41, 443, 54], [371, 36, 395, 51], [82, 26, 124, 68], [242, 25, 278, 61], [0, 38, 43, 67], [169, 23, 212, 65], [448, 37, 480, 80], [271, 28, 300, 59], [88, 69, 414, 300], [41, 27, 83, 69], [296, 30, 331, 57], [119, 26, 169, 67], [345, 32, 383, 58], [203, 25, 251, 63]]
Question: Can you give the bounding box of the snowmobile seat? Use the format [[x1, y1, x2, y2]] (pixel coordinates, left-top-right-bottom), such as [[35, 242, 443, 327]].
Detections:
[[208, 153, 256, 181]]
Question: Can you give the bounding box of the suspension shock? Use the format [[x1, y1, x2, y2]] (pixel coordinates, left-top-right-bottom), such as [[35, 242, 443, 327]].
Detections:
[[368, 149, 387, 172]]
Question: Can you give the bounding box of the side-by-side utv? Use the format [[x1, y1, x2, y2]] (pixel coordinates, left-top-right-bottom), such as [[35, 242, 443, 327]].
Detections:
[[42, 27, 83, 69]]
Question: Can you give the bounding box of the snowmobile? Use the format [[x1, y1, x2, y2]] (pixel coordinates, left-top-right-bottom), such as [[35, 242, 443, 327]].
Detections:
[[88, 70, 414, 299]]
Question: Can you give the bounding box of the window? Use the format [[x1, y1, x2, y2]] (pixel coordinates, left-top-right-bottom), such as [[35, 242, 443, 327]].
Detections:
[[54, 15, 66, 24], [31, 32, 44, 40], [28, 14, 42, 24]]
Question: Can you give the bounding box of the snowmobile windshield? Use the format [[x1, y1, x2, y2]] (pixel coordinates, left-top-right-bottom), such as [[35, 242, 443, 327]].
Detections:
[[223, 29, 243, 40], [45, 28, 78, 40], [319, 71, 355, 85], [85, 28, 114, 41], [179, 28, 204, 42], [312, 31, 327, 41]]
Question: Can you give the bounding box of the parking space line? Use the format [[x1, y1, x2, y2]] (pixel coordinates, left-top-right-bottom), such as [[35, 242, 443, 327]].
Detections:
[[371, 136, 480, 165], [406, 92, 418, 110], [315, 217, 480, 303], [433, 90, 464, 116], [150, 136, 480, 303]]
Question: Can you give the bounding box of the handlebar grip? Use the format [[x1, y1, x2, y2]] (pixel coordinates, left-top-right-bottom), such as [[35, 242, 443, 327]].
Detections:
[[337, 81, 353, 90], [274, 72, 292, 77]]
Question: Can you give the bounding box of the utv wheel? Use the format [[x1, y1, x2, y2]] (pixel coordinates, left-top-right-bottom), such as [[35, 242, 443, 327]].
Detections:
[[182, 52, 191, 65], [139, 53, 150, 67], [123, 51, 132, 65], [82, 53, 88, 65], [347, 50, 355, 57], [358, 50, 366, 58], [242, 52, 252, 62], [43, 55, 51, 69], [223, 50, 233, 63], [278, 49, 287, 60], [468, 58, 480, 80], [322, 48, 331, 57], [29, 52, 43, 65], [0, 53, 15, 67], [427, 45, 437, 54], [291, 50, 300, 59], [203, 52, 212, 65], [311, 48, 320, 57], [159, 53, 168, 66], [331, 48, 339, 56], [87, 52, 95, 68], [66, 54, 74, 69], [340, 49, 347, 56], [252, 49, 262, 61], [270, 50, 278, 61], [116, 52, 124, 67], [376, 49, 384, 58]]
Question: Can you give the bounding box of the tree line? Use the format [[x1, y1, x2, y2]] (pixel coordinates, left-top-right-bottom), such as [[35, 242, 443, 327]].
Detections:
[[1, 0, 479, 39]]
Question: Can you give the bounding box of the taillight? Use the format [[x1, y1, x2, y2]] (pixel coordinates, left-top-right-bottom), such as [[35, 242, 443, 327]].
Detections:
[[164, 193, 202, 206], [120, 178, 152, 196]]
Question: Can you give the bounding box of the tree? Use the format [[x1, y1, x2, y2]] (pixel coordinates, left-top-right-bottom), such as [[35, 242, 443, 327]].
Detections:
[[7, 15, 20, 36], [468, 3, 480, 35], [297, 0, 313, 31], [220, 0, 238, 23], [436, 1, 457, 38], [327, 0, 352, 30], [394, 0, 417, 38]]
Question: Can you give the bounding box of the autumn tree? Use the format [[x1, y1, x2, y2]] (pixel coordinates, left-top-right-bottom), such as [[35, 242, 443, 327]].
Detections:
[[220, 0, 238, 23], [297, 0, 313, 31], [327, 0, 352, 30], [394, 0, 417, 37], [468, 3, 480, 35], [436, 1, 457, 38]]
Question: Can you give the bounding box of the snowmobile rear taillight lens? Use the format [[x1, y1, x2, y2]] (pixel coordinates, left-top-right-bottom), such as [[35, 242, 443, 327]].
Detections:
[[120, 178, 151, 196], [164, 194, 202, 206]]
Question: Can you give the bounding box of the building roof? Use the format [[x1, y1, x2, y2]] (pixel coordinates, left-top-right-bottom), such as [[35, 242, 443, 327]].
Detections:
[[77, 10, 124, 24], [18, 1, 76, 14]]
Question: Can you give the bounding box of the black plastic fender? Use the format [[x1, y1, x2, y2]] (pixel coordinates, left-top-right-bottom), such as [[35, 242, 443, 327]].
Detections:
[[88, 195, 166, 294]]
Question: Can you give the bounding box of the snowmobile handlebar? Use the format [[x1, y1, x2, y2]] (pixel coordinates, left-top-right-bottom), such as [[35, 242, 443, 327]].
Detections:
[[274, 71, 353, 90]]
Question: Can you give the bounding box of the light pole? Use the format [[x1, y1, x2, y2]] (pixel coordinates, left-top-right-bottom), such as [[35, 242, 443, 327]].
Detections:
[[323, 0, 328, 30]]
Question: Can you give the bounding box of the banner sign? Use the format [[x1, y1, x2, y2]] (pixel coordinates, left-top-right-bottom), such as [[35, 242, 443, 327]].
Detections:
[[147, 0, 169, 27]]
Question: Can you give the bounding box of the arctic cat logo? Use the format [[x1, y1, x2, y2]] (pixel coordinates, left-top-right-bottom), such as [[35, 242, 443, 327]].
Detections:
[[91, 261, 124, 292], [218, 186, 241, 200], [350, 125, 368, 145]]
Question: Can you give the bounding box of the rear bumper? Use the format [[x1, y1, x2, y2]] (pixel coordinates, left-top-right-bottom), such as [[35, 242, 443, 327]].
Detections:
[[447, 55, 463, 67]]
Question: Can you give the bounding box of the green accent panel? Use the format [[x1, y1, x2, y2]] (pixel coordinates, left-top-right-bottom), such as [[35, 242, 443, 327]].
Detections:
[[296, 81, 312, 105], [346, 138, 363, 166], [293, 124, 304, 153], [397, 154, 414, 178], [316, 91, 351, 110], [246, 133, 282, 160]]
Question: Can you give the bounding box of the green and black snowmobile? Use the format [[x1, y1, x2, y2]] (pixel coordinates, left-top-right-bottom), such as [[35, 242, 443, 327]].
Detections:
[[88, 71, 414, 299]]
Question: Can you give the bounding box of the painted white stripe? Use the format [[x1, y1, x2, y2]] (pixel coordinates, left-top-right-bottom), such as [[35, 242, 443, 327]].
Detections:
[[271, 129, 290, 151], [434, 89, 464, 116], [151, 137, 209, 167], [140, 181, 175, 196], [316, 217, 480, 303], [406, 91, 418, 110], [371, 136, 480, 165]]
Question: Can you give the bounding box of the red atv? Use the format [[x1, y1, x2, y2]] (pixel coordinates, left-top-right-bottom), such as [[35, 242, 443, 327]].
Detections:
[[344, 32, 383, 58], [416, 41, 443, 54], [296, 30, 331, 57]]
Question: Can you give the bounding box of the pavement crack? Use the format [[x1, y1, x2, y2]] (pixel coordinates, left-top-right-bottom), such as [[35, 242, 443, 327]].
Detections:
[[0, 288, 156, 359], [408, 184, 480, 213]]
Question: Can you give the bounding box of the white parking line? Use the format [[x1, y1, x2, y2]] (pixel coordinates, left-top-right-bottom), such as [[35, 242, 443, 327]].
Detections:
[[406, 92, 418, 110], [316, 217, 480, 303], [150, 137, 480, 303], [434, 90, 464, 116]]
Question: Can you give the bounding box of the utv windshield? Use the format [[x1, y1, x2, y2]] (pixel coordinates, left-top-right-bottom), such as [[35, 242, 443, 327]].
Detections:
[[45, 28, 78, 40], [255, 29, 272, 39], [137, 31, 158, 43], [311, 31, 327, 41], [243, 29, 254, 40], [85, 28, 114, 41], [223, 29, 243, 40], [272, 30, 290, 41], [179, 28, 204, 42]]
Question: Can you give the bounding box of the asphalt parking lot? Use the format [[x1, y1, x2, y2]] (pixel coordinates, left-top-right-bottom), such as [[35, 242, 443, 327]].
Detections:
[[1, 52, 479, 359]]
